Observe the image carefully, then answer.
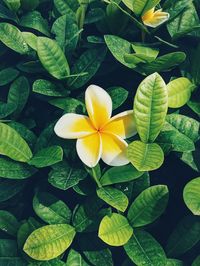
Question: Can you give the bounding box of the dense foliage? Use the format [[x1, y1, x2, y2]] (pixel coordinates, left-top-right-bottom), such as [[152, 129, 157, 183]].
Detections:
[[0, 0, 200, 265]]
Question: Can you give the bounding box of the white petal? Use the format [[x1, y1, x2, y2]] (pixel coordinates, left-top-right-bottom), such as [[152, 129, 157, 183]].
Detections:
[[102, 110, 137, 139], [54, 113, 95, 139], [85, 85, 112, 129], [101, 133, 129, 166], [76, 133, 102, 167]]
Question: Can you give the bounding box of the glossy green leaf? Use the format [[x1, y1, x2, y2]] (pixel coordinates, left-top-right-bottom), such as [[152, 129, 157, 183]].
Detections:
[[127, 141, 164, 171], [167, 77, 195, 108], [23, 224, 76, 261], [32, 79, 68, 97], [66, 249, 89, 266], [0, 179, 26, 202], [138, 52, 186, 75], [49, 97, 85, 113], [127, 185, 169, 227], [0, 67, 19, 86], [51, 14, 79, 54], [98, 213, 133, 246], [122, 0, 160, 15], [0, 210, 19, 236], [183, 177, 200, 215], [0, 239, 18, 257], [0, 23, 29, 54], [124, 230, 167, 266], [22, 32, 37, 50], [37, 37, 70, 79], [21, 0, 39, 11], [157, 122, 195, 153], [97, 187, 129, 212], [0, 101, 16, 119], [0, 157, 36, 179], [29, 146, 63, 168], [107, 86, 128, 110], [166, 114, 200, 142], [166, 215, 200, 257], [104, 35, 132, 67], [0, 122, 33, 162], [83, 249, 113, 266], [8, 76, 30, 117], [20, 11, 50, 36], [54, 0, 79, 15], [3, 0, 21, 12], [48, 161, 88, 190], [33, 191, 71, 224], [134, 72, 168, 142], [100, 164, 143, 186], [67, 47, 106, 89]]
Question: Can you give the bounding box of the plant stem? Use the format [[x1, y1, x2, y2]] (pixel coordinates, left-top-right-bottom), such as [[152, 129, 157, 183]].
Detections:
[[91, 168, 102, 188]]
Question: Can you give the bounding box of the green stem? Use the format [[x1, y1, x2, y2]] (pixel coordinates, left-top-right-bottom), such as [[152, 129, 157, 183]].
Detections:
[[91, 168, 102, 188]]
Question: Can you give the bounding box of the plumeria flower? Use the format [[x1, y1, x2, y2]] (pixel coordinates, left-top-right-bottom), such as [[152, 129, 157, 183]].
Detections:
[[54, 85, 136, 168], [142, 7, 170, 28]]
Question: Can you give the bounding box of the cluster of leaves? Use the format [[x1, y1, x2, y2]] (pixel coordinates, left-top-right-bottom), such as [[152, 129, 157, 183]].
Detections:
[[1, 0, 200, 265]]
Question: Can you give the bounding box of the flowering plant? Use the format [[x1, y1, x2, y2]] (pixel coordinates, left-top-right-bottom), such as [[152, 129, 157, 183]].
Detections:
[[0, 0, 200, 265]]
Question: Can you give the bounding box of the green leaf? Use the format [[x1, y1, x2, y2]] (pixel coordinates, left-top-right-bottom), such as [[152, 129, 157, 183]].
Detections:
[[54, 0, 79, 15], [17, 217, 42, 249], [0, 3, 18, 22], [0, 23, 29, 54], [122, 0, 160, 15], [37, 37, 70, 79], [0, 179, 26, 202], [0, 239, 18, 257], [167, 77, 195, 108], [100, 164, 143, 186], [29, 146, 63, 168], [183, 177, 200, 215], [20, 11, 50, 37], [67, 47, 106, 89], [23, 224, 76, 261], [33, 79, 68, 97], [166, 259, 184, 266], [167, 2, 200, 39], [0, 210, 19, 236], [48, 161, 88, 190], [3, 0, 21, 12], [0, 122, 33, 162], [127, 141, 164, 171], [0, 257, 26, 265], [22, 32, 37, 50], [138, 52, 186, 75], [156, 121, 195, 153], [33, 191, 72, 224], [98, 213, 133, 246], [0, 67, 19, 86], [97, 187, 129, 212], [166, 215, 200, 257], [21, 0, 39, 11], [127, 185, 169, 227], [51, 14, 79, 55], [166, 114, 200, 142], [107, 86, 128, 110], [83, 249, 113, 266], [0, 157, 36, 179], [192, 255, 200, 266], [49, 97, 86, 113], [8, 76, 30, 117], [66, 249, 89, 266], [104, 35, 132, 68], [124, 230, 167, 266], [0, 102, 16, 119], [134, 72, 168, 142]]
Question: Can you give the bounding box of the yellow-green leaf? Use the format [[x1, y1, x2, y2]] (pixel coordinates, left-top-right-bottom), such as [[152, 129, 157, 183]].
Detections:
[[134, 72, 168, 143], [23, 224, 76, 261], [98, 213, 133, 246]]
